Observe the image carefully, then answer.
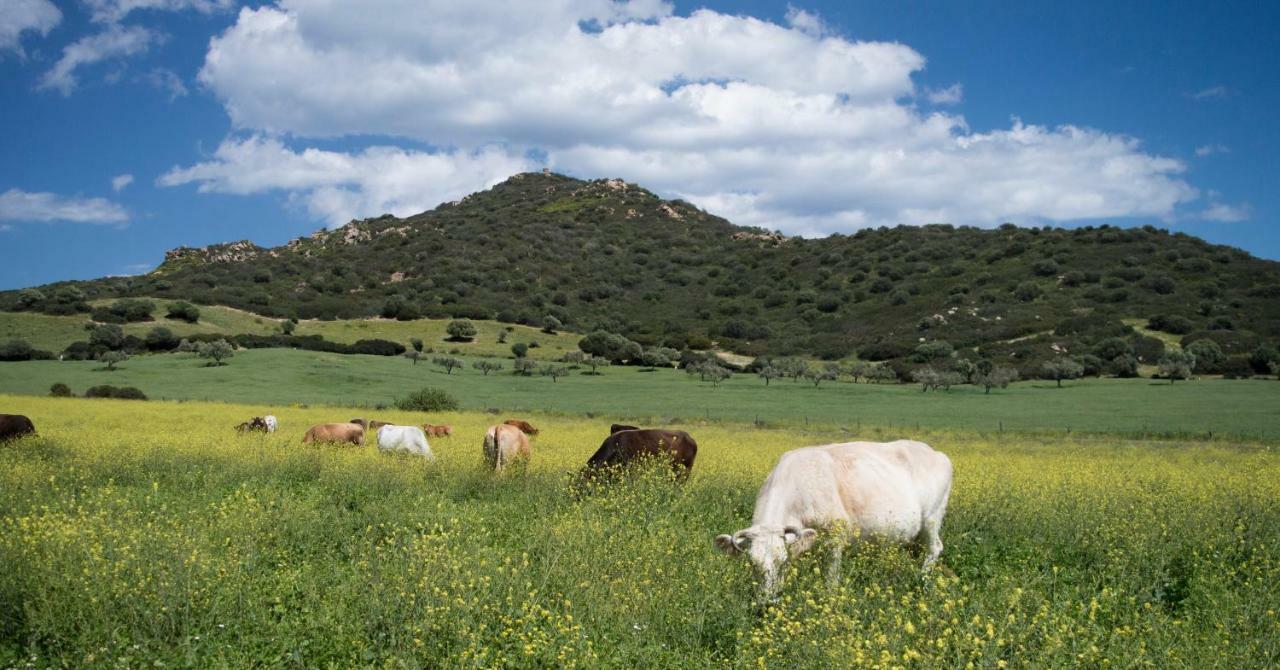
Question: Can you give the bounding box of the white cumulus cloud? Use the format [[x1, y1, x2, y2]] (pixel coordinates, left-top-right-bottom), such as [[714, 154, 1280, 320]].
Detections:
[[38, 23, 160, 95], [0, 188, 129, 223], [169, 0, 1202, 234], [112, 173, 134, 191], [1200, 202, 1249, 223], [925, 83, 963, 105], [1194, 144, 1229, 157], [158, 136, 533, 226], [0, 0, 61, 55], [82, 0, 236, 24]]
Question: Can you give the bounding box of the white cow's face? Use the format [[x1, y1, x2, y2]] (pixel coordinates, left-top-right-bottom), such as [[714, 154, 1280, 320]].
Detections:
[[715, 525, 817, 597]]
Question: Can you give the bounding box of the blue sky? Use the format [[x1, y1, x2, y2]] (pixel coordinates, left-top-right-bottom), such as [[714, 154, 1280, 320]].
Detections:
[[1, 0, 1276, 290]]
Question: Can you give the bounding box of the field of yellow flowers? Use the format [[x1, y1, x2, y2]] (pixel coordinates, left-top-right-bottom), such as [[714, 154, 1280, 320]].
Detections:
[[1, 394, 1278, 668]]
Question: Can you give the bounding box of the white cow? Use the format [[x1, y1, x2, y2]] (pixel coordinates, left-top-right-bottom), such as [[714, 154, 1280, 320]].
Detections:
[[376, 425, 435, 461], [263, 415, 278, 433], [715, 440, 952, 597]]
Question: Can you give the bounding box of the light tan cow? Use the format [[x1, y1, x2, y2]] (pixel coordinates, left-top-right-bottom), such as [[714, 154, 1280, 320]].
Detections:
[[483, 423, 530, 472], [422, 423, 453, 437], [302, 422, 365, 446]]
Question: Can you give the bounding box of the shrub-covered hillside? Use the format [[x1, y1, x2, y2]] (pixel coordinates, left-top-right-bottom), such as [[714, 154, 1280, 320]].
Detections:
[[3, 171, 1279, 367]]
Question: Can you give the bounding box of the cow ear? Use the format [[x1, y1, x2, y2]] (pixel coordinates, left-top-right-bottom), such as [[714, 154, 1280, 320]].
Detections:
[[784, 527, 818, 554], [714, 534, 741, 556]]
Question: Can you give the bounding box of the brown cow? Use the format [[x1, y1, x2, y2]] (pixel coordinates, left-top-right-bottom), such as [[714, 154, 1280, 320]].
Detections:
[[303, 422, 365, 445], [350, 418, 391, 431], [0, 414, 36, 442], [422, 423, 454, 437], [503, 419, 539, 435], [583, 428, 697, 481], [483, 423, 531, 472], [236, 416, 269, 433]]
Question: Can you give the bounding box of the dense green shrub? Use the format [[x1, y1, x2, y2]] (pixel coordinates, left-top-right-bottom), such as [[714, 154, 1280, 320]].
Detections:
[[49, 383, 73, 397], [166, 301, 200, 323], [84, 385, 148, 400], [1147, 314, 1194, 335], [395, 387, 460, 412]]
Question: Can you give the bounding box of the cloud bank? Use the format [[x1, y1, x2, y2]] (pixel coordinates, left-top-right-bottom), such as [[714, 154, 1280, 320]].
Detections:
[[0, 188, 129, 223], [0, 0, 60, 55], [166, 0, 1200, 233]]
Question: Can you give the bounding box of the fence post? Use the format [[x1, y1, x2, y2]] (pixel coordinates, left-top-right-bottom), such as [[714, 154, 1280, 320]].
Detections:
[[998, 420, 1003, 434]]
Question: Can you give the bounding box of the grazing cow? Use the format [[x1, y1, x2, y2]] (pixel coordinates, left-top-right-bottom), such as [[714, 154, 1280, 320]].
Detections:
[[263, 415, 278, 433], [350, 418, 392, 431], [0, 414, 36, 442], [235, 416, 270, 433], [610, 423, 639, 434], [483, 423, 530, 472], [302, 422, 365, 446], [583, 428, 697, 480], [502, 419, 539, 435], [376, 425, 435, 460], [715, 440, 952, 598], [422, 423, 453, 438]]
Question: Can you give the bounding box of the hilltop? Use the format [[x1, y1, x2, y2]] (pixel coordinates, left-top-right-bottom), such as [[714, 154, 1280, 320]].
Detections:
[[3, 171, 1279, 369]]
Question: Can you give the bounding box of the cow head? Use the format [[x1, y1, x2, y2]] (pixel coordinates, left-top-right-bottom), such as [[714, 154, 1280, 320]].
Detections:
[[714, 525, 818, 597]]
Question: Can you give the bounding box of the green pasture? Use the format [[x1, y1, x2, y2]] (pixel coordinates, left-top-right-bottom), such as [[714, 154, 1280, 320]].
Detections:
[[1, 347, 1276, 439]]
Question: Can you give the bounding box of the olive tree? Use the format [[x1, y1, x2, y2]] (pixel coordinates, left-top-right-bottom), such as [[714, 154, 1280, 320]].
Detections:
[[583, 355, 609, 375], [197, 339, 234, 366], [1042, 358, 1084, 387], [975, 366, 1019, 394], [758, 365, 784, 386], [99, 350, 128, 371], [805, 363, 841, 388], [539, 365, 569, 383], [473, 360, 504, 375], [432, 355, 464, 374], [513, 357, 537, 376], [705, 364, 732, 387], [1158, 350, 1196, 383]]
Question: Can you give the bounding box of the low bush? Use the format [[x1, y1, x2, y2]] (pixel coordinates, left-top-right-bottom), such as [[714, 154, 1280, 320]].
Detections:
[[394, 387, 460, 412], [49, 383, 73, 397], [84, 385, 148, 400]]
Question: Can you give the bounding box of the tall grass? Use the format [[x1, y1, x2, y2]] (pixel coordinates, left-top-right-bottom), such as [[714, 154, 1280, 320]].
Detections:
[[1, 396, 1277, 667]]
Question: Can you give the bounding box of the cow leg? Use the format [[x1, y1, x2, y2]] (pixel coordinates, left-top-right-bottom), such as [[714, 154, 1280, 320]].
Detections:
[[826, 541, 845, 588], [920, 517, 944, 572]]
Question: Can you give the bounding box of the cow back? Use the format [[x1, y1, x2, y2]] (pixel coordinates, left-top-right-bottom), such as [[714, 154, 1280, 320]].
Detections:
[[0, 414, 36, 442], [587, 429, 697, 472]]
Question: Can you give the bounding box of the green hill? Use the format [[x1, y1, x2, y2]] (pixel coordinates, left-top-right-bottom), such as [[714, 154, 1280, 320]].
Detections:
[[3, 171, 1279, 370]]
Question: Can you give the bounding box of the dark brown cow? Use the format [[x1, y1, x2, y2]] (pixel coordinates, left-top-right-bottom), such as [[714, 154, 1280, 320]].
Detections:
[[422, 423, 453, 437], [503, 419, 539, 436], [0, 414, 36, 442], [583, 428, 697, 481], [236, 416, 269, 433]]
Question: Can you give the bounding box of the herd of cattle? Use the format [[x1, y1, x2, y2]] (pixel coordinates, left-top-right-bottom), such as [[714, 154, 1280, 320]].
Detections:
[[2, 411, 952, 596]]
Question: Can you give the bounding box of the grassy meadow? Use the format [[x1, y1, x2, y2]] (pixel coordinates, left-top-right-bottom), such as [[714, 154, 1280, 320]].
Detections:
[[0, 306, 583, 360], [2, 348, 1279, 439], [1, 395, 1277, 668]]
